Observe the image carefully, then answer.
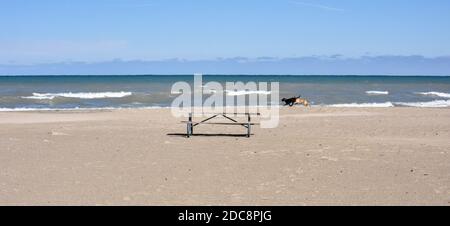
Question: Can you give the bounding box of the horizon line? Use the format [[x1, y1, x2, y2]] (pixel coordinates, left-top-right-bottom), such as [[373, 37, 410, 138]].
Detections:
[[1, 74, 450, 77]]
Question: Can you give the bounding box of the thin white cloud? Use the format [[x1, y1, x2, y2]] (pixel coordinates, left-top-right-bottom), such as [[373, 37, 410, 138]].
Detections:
[[2, 55, 450, 76], [0, 40, 129, 65], [289, 1, 345, 12]]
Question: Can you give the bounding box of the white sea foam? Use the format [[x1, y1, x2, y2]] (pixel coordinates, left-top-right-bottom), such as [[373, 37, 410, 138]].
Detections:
[[225, 90, 271, 96], [170, 91, 183, 95], [21, 95, 55, 100], [366, 91, 389, 95], [395, 100, 450, 108], [205, 89, 218, 94], [328, 102, 395, 108], [22, 91, 133, 100], [0, 106, 167, 112], [416, 92, 450, 98]]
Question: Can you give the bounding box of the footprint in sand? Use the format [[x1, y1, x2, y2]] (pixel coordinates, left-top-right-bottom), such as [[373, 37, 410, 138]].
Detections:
[[231, 193, 243, 202], [320, 156, 339, 162], [50, 131, 69, 136], [341, 149, 355, 152], [348, 157, 364, 161]]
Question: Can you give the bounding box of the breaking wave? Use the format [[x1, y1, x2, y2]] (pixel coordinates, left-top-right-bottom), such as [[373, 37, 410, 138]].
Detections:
[[328, 100, 450, 108], [0, 106, 167, 112], [22, 92, 133, 100], [416, 92, 450, 98], [395, 100, 450, 108], [328, 102, 395, 108], [226, 90, 271, 96], [366, 91, 389, 95]]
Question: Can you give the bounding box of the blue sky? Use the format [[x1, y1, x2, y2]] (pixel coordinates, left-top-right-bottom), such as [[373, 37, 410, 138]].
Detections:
[[1, 0, 450, 74]]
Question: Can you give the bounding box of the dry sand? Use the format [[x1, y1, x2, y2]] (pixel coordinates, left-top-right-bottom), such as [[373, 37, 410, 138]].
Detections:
[[0, 107, 449, 206]]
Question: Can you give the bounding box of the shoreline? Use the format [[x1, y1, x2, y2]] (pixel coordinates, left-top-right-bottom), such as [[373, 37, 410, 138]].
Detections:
[[1, 104, 450, 113]]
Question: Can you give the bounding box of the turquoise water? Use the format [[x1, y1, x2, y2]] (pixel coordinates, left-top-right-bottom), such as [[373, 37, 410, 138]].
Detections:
[[1, 75, 450, 110]]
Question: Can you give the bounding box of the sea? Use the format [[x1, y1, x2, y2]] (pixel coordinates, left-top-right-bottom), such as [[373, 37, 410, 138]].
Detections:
[[1, 75, 450, 111]]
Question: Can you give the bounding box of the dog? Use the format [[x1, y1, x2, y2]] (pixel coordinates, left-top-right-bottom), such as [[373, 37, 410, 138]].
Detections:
[[282, 95, 311, 107]]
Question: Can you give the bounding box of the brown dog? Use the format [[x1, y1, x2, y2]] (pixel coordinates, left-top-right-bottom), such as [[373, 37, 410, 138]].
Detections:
[[282, 96, 311, 107]]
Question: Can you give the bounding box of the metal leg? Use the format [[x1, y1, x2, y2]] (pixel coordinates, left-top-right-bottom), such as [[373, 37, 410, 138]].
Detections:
[[189, 113, 194, 135], [187, 113, 193, 138], [187, 123, 191, 138], [247, 113, 251, 138]]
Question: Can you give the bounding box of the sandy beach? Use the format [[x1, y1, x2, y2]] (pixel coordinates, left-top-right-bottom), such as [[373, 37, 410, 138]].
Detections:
[[0, 107, 449, 206]]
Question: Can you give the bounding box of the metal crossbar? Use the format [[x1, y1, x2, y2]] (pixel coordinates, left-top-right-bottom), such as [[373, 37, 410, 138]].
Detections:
[[185, 112, 257, 138], [192, 112, 261, 116], [193, 115, 219, 127]]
